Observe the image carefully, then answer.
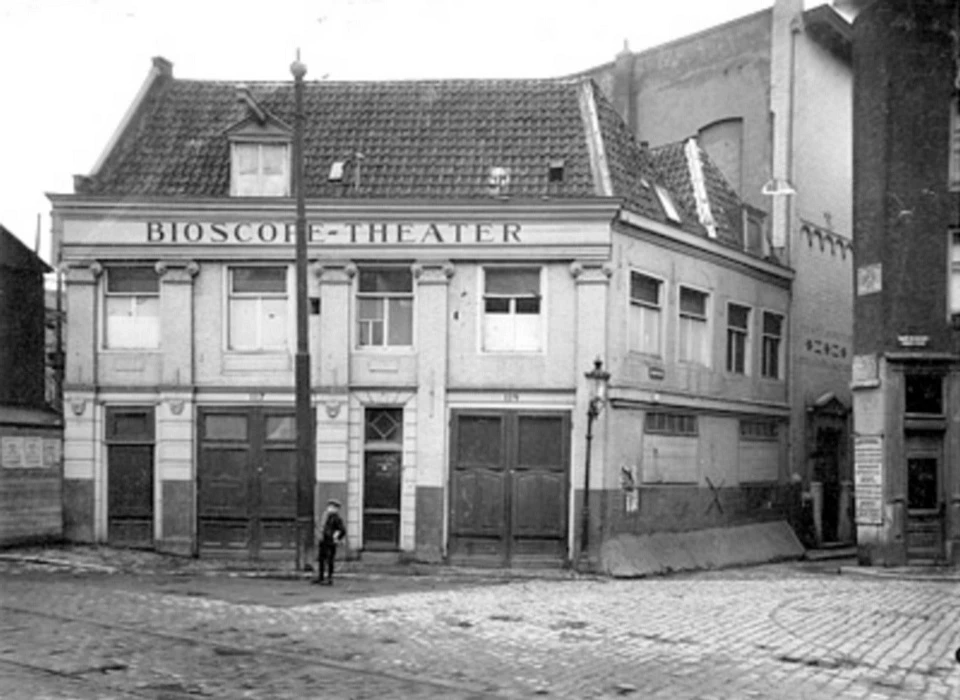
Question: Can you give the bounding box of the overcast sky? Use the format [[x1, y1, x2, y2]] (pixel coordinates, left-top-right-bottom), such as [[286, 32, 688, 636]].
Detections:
[[1, 0, 828, 263]]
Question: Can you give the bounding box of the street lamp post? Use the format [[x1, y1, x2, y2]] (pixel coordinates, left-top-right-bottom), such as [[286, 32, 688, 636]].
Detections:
[[580, 357, 610, 570], [291, 54, 313, 571]]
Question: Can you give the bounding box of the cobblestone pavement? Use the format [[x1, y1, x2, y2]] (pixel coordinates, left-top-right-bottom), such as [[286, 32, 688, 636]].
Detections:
[[1, 558, 958, 699]]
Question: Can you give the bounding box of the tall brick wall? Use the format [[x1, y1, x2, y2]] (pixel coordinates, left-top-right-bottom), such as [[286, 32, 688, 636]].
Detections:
[[853, 0, 959, 354]]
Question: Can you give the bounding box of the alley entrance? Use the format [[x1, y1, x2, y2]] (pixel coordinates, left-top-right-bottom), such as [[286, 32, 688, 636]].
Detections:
[[904, 433, 944, 563], [448, 409, 569, 567], [197, 407, 297, 559]]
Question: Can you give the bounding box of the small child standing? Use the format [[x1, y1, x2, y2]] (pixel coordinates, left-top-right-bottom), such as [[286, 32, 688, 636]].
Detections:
[[314, 498, 346, 585]]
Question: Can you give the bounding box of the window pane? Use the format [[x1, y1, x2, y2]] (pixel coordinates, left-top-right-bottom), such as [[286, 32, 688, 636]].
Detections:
[[515, 297, 541, 314], [236, 144, 259, 174], [680, 287, 707, 316], [679, 315, 708, 364], [483, 313, 514, 352], [359, 268, 413, 293], [260, 297, 288, 348], [905, 374, 942, 414], [205, 414, 248, 440], [107, 268, 158, 294], [232, 267, 286, 294], [113, 413, 150, 439], [485, 268, 540, 295], [514, 314, 542, 351], [365, 408, 403, 442], [763, 312, 783, 336], [265, 415, 296, 441], [261, 144, 286, 174], [484, 297, 510, 313], [729, 304, 750, 329], [359, 297, 385, 322], [388, 298, 413, 345], [630, 304, 660, 354], [630, 272, 660, 305], [261, 172, 288, 196], [105, 297, 159, 349], [228, 298, 259, 349]]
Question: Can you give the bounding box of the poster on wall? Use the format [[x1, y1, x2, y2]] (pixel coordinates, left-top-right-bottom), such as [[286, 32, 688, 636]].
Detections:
[[22, 437, 43, 468], [42, 439, 62, 468], [854, 435, 883, 525], [1, 437, 25, 469]]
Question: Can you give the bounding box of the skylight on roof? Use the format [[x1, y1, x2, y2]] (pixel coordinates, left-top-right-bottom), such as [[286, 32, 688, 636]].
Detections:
[[655, 185, 682, 224]]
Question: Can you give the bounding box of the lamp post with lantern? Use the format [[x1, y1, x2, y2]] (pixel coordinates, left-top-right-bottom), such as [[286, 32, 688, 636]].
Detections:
[[580, 357, 610, 569]]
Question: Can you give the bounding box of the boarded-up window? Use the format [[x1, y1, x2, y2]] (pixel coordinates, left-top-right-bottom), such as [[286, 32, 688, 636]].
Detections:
[[739, 419, 779, 482], [642, 411, 698, 483]]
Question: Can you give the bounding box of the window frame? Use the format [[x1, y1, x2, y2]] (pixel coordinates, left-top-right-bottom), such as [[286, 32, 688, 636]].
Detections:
[[230, 141, 291, 197], [644, 411, 698, 437], [760, 310, 785, 380], [479, 266, 545, 354], [725, 301, 752, 375], [739, 419, 779, 442], [676, 284, 711, 367], [355, 266, 416, 350], [224, 265, 291, 352], [628, 269, 665, 358], [102, 266, 161, 351]]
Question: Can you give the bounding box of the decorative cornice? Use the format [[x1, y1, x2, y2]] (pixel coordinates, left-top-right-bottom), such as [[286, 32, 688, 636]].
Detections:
[[800, 220, 853, 259]]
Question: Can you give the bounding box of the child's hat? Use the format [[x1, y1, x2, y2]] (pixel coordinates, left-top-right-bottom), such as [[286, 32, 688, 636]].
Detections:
[[327, 498, 342, 507]]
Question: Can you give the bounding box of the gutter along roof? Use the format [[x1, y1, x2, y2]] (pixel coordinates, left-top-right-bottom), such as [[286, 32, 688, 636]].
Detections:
[[67, 57, 765, 257]]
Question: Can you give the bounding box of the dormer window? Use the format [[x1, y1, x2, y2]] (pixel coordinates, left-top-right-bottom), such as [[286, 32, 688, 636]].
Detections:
[[227, 86, 293, 197], [655, 184, 682, 224], [232, 142, 290, 197]]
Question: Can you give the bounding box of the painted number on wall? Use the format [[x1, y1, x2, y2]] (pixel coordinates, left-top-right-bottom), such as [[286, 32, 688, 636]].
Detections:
[[805, 338, 848, 359]]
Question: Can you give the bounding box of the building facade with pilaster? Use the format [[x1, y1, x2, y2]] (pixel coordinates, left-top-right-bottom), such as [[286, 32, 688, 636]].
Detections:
[[51, 57, 793, 568]]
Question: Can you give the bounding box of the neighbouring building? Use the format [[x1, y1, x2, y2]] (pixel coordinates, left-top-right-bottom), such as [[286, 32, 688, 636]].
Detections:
[[579, 0, 855, 546], [848, 0, 960, 565], [50, 57, 796, 568], [0, 225, 63, 546]]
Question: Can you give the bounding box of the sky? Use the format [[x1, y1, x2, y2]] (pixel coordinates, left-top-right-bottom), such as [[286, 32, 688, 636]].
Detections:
[[1, 0, 819, 264]]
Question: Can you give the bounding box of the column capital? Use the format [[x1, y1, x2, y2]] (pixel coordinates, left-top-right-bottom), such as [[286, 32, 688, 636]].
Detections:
[[316, 261, 357, 284], [64, 260, 103, 284], [569, 260, 614, 283], [155, 260, 200, 283], [412, 260, 455, 284]]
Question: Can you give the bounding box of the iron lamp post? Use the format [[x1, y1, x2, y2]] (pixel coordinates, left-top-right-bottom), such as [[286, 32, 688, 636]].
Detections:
[[579, 357, 610, 569]]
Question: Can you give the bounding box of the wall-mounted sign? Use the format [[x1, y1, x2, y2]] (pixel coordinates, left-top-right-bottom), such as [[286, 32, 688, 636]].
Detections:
[[854, 434, 883, 526], [856, 263, 882, 296], [897, 335, 929, 348], [1, 436, 59, 469], [61, 218, 612, 250]]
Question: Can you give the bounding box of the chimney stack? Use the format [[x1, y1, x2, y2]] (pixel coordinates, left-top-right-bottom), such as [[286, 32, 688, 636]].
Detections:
[[612, 40, 637, 135]]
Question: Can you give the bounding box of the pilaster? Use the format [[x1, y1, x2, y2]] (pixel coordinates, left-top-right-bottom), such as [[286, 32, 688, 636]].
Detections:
[[64, 262, 102, 387], [155, 260, 199, 386]]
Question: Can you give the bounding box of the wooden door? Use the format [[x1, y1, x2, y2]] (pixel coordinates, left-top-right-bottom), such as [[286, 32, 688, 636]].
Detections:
[[106, 407, 155, 547], [197, 408, 297, 559], [363, 452, 402, 549], [905, 434, 944, 563], [449, 410, 569, 567]]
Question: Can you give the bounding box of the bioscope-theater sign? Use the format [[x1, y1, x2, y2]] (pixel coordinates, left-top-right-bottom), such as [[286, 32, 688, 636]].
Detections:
[[145, 221, 524, 245]]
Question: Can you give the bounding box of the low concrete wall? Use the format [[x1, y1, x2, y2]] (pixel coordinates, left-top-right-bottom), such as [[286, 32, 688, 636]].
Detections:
[[600, 521, 804, 578]]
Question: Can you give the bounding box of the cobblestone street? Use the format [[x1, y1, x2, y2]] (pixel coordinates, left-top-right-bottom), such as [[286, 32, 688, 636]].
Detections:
[[1, 554, 958, 699]]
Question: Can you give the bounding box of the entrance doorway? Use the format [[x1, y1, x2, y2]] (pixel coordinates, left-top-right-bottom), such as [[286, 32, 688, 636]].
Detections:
[[197, 407, 297, 559], [448, 410, 570, 567], [106, 406, 155, 547], [362, 407, 403, 550], [904, 433, 944, 563]]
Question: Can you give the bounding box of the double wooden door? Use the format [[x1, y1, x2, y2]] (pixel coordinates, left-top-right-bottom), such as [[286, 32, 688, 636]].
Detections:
[[197, 407, 297, 559], [448, 410, 570, 567]]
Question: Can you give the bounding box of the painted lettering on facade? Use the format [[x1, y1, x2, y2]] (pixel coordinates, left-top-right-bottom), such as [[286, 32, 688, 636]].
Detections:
[[145, 221, 523, 245]]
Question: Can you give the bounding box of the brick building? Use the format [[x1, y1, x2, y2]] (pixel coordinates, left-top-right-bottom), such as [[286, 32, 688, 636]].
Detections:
[[848, 0, 960, 565], [50, 58, 796, 568], [579, 0, 855, 546], [0, 225, 63, 545]]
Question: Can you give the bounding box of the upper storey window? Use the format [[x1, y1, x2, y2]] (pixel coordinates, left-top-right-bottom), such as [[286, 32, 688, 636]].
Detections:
[[104, 267, 159, 349], [231, 142, 290, 197], [482, 267, 542, 352], [950, 98, 960, 192], [357, 267, 414, 348]]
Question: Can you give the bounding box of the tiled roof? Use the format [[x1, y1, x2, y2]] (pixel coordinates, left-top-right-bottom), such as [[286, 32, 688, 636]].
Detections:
[[649, 139, 747, 250], [80, 77, 599, 201], [73, 61, 761, 254]]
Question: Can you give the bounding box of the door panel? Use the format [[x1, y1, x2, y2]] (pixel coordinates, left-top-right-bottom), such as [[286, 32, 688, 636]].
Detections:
[[106, 407, 155, 548], [363, 451, 402, 549], [904, 435, 944, 563], [197, 408, 297, 558], [449, 410, 568, 567], [107, 444, 154, 546]]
